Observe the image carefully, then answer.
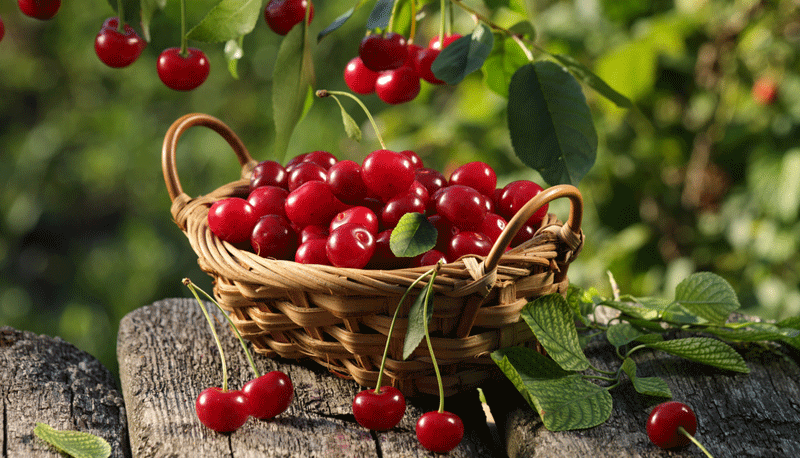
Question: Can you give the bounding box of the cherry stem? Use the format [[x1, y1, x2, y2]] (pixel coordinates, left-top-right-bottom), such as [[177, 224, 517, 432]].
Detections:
[[184, 279, 229, 392], [408, 0, 417, 43], [316, 90, 387, 150], [421, 263, 445, 412], [678, 426, 715, 458], [437, 0, 446, 48], [116, 0, 125, 33], [179, 0, 188, 56], [449, 0, 542, 56], [374, 267, 437, 391], [183, 279, 262, 379]]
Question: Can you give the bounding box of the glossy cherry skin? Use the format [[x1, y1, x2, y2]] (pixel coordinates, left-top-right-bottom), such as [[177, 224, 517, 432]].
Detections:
[[381, 194, 426, 229], [326, 223, 376, 269], [284, 181, 347, 228], [250, 214, 297, 260], [415, 168, 448, 199], [428, 34, 462, 50], [95, 18, 146, 68], [287, 161, 327, 191], [415, 410, 464, 453], [359, 32, 409, 72], [248, 185, 288, 218], [449, 161, 497, 197], [414, 47, 445, 85], [264, 0, 314, 35], [301, 150, 337, 170], [250, 160, 288, 190], [412, 249, 448, 267], [361, 150, 415, 201], [242, 371, 294, 420], [344, 56, 379, 94], [18, 0, 60, 20], [448, 231, 492, 261], [157, 47, 210, 91], [399, 150, 424, 169], [195, 387, 250, 433], [327, 160, 369, 204], [208, 197, 259, 244], [295, 239, 331, 265], [375, 65, 421, 105], [428, 214, 459, 252], [352, 386, 406, 431], [331, 206, 379, 235], [647, 401, 698, 449], [496, 180, 548, 227], [435, 184, 488, 231], [481, 213, 507, 244], [299, 225, 328, 244]]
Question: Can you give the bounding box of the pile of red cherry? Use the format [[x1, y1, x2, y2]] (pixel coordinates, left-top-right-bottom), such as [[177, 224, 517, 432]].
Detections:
[[345, 32, 462, 104], [207, 148, 549, 270]]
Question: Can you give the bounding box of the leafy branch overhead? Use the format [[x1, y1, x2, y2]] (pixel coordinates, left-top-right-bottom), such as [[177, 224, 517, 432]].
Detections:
[[492, 272, 800, 431]]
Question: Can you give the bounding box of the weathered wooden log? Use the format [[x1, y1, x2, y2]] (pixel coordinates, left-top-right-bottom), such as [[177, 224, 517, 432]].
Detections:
[[483, 330, 800, 457], [0, 327, 130, 458], [117, 298, 503, 457]]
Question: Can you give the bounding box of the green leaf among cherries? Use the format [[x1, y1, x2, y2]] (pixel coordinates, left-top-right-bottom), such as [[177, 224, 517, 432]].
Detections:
[[187, 0, 262, 43]]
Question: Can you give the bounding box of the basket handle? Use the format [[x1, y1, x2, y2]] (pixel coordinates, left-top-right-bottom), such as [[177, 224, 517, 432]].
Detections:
[[162, 113, 256, 202], [482, 184, 584, 273]]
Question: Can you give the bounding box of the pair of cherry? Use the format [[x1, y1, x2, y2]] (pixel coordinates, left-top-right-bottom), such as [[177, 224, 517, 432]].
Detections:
[[353, 386, 464, 453], [196, 371, 294, 433], [344, 33, 462, 104]]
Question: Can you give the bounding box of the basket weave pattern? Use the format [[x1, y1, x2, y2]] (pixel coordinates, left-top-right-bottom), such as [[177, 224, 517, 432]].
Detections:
[[163, 113, 585, 397]]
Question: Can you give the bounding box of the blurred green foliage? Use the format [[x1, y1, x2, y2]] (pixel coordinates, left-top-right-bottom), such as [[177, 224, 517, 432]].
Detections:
[[1, 0, 798, 380]]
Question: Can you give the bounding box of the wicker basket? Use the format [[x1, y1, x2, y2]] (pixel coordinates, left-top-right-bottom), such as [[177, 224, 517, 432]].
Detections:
[[162, 113, 585, 397]]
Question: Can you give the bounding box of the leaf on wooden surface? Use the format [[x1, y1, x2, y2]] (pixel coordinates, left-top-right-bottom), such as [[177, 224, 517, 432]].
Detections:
[[644, 337, 749, 373], [621, 358, 672, 398], [507, 61, 597, 186], [34, 423, 111, 458], [521, 294, 590, 371], [674, 272, 740, 325]]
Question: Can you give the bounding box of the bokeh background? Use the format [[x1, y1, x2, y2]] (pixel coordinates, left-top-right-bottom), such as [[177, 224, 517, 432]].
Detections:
[[1, 0, 798, 380]]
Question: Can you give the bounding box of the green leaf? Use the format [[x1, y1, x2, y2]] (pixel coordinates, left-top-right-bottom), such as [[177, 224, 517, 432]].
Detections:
[[318, 1, 367, 41], [431, 23, 494, 85], [778, 316, 800, 351], [491, 347, 611, 431], [187, 0, 262, 43], [34, 423, 111, 458], [551, 54, 633, 108], [224, 37, 244, 79], [507, 61, 598, 186], [600, 300, 660, 321], [621, 358, 672, 398], [140, 0, 167, 42], [483, 34, 531, 98], [644, 337, 749, 373], [107, 0, 139, 27], [606, 322, 645, 348], [366, 0, 395, 30], [402, 275, 435, 359], [390, 213, 437, 258], [327, 95, 362, 142], [660, 303, 709, 325], [273, 18, 316, 161], [674, 272, 740, 325], [521, 294, 590, 371], [704, 323, 800, 342]]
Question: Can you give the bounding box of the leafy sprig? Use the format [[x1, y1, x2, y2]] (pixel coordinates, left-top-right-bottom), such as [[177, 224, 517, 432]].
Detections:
[[492, 271, 800, 431]]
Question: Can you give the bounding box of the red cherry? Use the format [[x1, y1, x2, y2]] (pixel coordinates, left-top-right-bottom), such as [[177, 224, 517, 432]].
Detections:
[[242, 371, 294, 420], [361, 150, 415, 201], [18, 0, 60, 20], [359, 32, 409, 72], [381, 193, 426, 229], [647, 401, 698, 449], [448, 231, 492, 261], [157, 47, 210, 91], [250, 214, 297, 260], [330, 206, 379, 235], [428, 34, 462, 51], [195, 387, 250, 433], [208, 197, 259, 244], [295, 239, 331, 265], [344, 56, 380, 94], [250, 160, 288, 190], [284, 181, 347, 228], [449, 161, 497, 197], [399, 150, 424, 169], [327, 160, 369, 204], [367, 229, 408, 269], [264, 0, 314, 35], [497, 180, 548, 227], [287, 161, 327, 191], [415, 410, 464, 453], [481, 213, 507, 244], [510, 223, 536, 247], [412, 249, 448, 267], [428, 214, 459, 252], [375, 65, 421, 104], [285, 152, 309, 170], [248, 185, 288, 218], [352, 386, 406, 431], [415, 168, 448, 199], [94, 18, 146, 68], [414, 47, 445, 85], [301, 150, 337, 170], [298, 225, 328, 244], [435, 184, 488, 231], [0, 16, 5, 42], [752, 76, 778, 105], [326, 223, 375, 268]]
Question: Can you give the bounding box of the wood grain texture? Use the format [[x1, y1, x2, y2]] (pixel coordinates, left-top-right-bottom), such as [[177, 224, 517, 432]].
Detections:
[[0, 327, 129, 458], [117, 298, 503, 457], [483, 332, 800, 458]]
